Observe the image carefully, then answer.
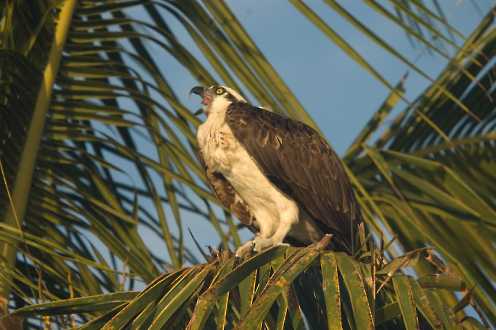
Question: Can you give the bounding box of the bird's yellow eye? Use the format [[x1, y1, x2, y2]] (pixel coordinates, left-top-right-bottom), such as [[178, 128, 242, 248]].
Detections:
[[215, 87, 225, 95]]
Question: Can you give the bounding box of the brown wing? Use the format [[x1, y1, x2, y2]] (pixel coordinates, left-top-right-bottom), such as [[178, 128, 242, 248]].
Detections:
[[198, 151, 255, 228], [226, 102, 361, 252]]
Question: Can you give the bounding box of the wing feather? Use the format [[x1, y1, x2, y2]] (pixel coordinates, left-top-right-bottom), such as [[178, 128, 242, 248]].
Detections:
[[226, 103, 361, 251]]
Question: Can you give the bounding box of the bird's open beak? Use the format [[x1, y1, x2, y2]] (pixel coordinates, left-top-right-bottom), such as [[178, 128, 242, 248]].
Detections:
[[190, 86, 204, 116], [190, 86, 212, 116], [190, 86, 213, 105]]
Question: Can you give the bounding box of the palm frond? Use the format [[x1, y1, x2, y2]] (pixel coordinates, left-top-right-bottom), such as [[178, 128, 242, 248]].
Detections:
[[346, 9, 496, 324], [12, 239, 485, 329]]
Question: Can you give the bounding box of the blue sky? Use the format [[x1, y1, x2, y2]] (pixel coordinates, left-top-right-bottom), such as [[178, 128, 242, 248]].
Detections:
[[218, 1, 492, 154], [128, 1, 494, 266]]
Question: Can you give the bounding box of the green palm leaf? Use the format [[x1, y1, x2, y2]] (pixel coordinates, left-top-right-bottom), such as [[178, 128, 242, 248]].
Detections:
[[12, 240, 480, 328]]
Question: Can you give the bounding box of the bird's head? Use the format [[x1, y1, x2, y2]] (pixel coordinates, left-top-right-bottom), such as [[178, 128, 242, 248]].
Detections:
[[190, 85, 246, 116]]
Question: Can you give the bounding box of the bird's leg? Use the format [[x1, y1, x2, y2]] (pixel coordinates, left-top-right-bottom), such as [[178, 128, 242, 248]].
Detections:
[[253, 203, 298, 253], [235, 211, 273, 258]]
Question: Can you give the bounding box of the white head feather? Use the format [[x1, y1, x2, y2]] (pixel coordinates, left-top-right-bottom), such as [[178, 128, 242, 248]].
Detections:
[[205, 85, 246, 115]]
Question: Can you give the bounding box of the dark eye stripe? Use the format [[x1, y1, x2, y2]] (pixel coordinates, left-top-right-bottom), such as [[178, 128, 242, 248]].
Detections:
[[226, 93, 237, 102]]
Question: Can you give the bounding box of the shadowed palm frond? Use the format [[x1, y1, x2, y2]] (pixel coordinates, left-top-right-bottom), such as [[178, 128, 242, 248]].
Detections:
[[12, 239, 484, 329]]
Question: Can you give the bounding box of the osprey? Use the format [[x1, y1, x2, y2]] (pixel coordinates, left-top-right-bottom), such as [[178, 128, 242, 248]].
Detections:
[[191, 85, 361, 257]]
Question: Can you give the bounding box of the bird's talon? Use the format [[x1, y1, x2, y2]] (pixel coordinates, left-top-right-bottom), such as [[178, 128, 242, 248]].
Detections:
[[235, 240, 255, 258], [253, 237, 274, 253]]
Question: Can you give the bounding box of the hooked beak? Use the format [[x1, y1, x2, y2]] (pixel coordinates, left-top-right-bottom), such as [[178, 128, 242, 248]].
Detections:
[[189, 86, 204, 98], [190, 86, 212, 116]]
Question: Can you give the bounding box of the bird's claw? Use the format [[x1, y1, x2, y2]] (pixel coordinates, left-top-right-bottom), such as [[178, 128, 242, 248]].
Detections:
[[235, 240, 255, 258], [253, 237, 274, 253], [235, 238, 290, 258]]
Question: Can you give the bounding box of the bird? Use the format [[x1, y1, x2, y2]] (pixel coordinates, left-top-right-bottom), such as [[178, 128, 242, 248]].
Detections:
[[190, 85, 362, 257]]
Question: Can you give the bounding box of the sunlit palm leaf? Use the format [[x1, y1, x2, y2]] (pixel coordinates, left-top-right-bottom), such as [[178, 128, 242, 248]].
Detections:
[[346, 9, 496, 324], [12, 240, 484, 329]]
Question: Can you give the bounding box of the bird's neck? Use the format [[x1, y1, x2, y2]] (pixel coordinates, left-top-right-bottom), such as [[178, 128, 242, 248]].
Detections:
[[206, 104, 229, 120], [203, 104, 227, 129], [207, 106, 228, 117], [207, 97, 233, 116], [197, 105, 227, 148]]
